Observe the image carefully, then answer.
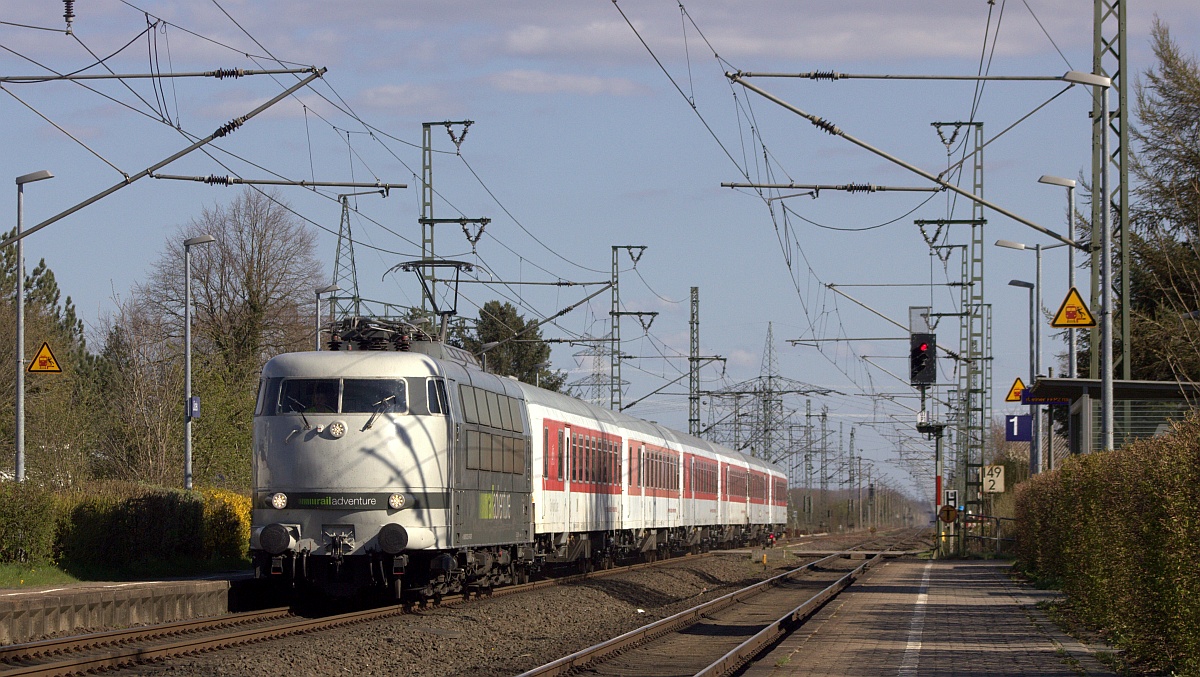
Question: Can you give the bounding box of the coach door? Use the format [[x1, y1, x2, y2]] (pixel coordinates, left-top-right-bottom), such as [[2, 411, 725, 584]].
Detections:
[[562, 426, 572, 535]]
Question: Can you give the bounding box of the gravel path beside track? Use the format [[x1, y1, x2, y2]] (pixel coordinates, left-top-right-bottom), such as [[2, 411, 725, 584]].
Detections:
[[118, 549, 815, 676]]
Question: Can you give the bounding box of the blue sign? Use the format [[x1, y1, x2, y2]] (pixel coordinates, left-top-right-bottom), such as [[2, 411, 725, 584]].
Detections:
[[188, 396, 201, 419], [1005, 414, 1032, 442]]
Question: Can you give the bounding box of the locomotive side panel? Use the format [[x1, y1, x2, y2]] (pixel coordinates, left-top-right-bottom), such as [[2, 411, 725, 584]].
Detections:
[[450, 374, 533, 549]]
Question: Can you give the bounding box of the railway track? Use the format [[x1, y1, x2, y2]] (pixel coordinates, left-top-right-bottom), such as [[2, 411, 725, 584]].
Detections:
[[0, 547, 730, 676], [519, 529, 926, 677], [0, 532, 916, 676]]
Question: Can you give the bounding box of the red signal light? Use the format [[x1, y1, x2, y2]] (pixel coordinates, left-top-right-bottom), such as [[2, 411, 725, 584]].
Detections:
[[919, 342, 929, 351]]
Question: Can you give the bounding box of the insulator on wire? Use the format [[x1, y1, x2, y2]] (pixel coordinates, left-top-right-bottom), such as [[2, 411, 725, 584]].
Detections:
[[809, 70, 840, 81], [811, 117, 840, 136], [212, 68, 245, 80], [203, 175, 232, 186], [213, 117, 245, 138], [845, 183, 875, 194], [63, 0, 75, 33]]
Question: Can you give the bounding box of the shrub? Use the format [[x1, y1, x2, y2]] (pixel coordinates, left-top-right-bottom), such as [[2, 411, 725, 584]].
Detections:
[[1014, 412, 1200, 674], [0, 482, 56, 563], [200, 487, 251, 561], [54, 482, 205, 575]]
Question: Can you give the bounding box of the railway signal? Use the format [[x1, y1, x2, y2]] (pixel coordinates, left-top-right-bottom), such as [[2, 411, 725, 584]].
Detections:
[[908, 333, 936, 385]]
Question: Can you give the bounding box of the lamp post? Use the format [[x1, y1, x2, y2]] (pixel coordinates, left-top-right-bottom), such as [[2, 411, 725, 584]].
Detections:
[[1038, 175, 1078, 378], [1010, 279, 1039, 475], [1062, 69, 1114, 451], [999, 238, 1074, 470], [480, 342, 500, 372], [14, 170, 53, 483], [533, 361, 551, 388], [314, 283, 340, 350], [183, 234, 215, 491]]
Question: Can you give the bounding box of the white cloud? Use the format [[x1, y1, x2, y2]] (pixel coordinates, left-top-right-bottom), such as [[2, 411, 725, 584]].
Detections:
[[501, 20, 636, 57], [487, 70, 644, 96], [357, 83, 454, 112]]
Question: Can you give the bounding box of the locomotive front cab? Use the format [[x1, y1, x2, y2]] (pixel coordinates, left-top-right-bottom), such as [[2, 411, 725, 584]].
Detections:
[[250, 352, 452, 599]]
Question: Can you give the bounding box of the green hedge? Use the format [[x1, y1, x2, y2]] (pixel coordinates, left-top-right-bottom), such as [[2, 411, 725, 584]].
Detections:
[[0, 481, 251, 579], [0, 483, 56, 563], [1014, 413, 1200, 674]]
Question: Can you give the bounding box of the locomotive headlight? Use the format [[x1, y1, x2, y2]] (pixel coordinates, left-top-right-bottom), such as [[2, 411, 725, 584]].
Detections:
[[388, 493, 407, 510], [328, 420, 347, 438], [269, 492, 288, 510]]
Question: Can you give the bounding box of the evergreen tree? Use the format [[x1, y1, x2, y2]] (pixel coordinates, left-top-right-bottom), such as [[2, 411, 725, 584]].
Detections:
[[454, 300, 566, 391], [0, 229, 98, 484], [1124, 20, 1200, 381]]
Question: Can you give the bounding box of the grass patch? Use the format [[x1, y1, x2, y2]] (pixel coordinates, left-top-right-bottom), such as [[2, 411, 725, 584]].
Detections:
[[0, 557, 250, 589], [0, 562, 80, 589]]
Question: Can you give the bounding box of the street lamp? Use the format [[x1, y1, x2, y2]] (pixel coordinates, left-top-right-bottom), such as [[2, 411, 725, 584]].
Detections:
[[1062, 69, 1114, 451], [533, 361, 551, 388], [14, 170, 53, 483], [479, 341, 501, 372], [1038, 175, 1078, 378], [1009, 279, 1039, 476], [315, 283, 340, 350], [183, 234, 215, 491], [999, 238, 1074, 470]]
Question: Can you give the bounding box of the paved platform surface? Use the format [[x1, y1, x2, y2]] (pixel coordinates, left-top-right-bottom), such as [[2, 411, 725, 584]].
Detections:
[[745, 559, 1114, 677]]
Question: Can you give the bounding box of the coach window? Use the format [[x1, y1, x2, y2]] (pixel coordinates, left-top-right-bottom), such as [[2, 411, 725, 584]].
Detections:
[[570, 434, 578, 482], [508, 398, 524, 433], [343, 379, 406, 414], [426, 378, 448, 415], [280, 379, 339, 414], [471, 388, 488, 426], [483, 391, 501, 430], [600, 440, 608, 484], [617, 444, 623, 486], [557, 430, 564, 481], [256, 377, 282, 416], [497, 395, 514, 431], [474, 389, 491, 427], [492, 434, 505, 472], [543, 428, 550, 477], [460, 386, 479, 424], [502, 436, 514, 474], [466, 430, 481, 470]]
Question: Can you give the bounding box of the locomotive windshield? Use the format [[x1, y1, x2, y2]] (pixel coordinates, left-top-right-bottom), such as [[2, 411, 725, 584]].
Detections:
[[261, 378, 408, 415]]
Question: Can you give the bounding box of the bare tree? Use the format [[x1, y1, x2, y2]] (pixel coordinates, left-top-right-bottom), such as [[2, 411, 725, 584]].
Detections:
[[139, 188, 322, 383], [91, 297, 182, 485], [106, 188, 325, 489]]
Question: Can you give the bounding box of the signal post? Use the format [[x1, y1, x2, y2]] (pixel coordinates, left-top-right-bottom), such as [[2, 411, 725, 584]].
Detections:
[[909, 309, 951, 555]]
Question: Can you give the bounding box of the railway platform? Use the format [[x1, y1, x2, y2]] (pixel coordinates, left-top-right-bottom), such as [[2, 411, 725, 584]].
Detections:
[[0, 571, 255, 645], [745, 558, 1114, 676]]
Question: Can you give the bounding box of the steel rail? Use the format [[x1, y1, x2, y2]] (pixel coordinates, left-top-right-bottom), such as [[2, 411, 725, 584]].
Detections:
[[0, 603, 408, 676], [1, 549, 730, 675], [0, 607, 293, 663], [514, 551, 849, 677], [697, 552, 884, 677], [518, 530, 926, 677]]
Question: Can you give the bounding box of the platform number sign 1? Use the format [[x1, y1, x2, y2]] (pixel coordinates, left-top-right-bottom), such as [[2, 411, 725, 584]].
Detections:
[[984, 465, 1005, 493], [1004, 414, 1032, 442]]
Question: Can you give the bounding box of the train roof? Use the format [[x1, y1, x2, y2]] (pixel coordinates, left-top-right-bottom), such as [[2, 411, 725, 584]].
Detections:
[[262, 350, 445, 378], [260, 350, 785, 476], [514, 380, 785, 476]]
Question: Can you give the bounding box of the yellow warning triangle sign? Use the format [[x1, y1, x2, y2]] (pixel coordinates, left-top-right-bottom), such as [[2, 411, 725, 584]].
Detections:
[[1051, 287, 1096, 328], [1005, 377, 1026, 403], [28, 342, 61, 373]]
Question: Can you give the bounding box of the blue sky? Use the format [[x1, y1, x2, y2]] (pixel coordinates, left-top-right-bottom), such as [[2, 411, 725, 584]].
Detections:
[[4, 1, 1199, 497]]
